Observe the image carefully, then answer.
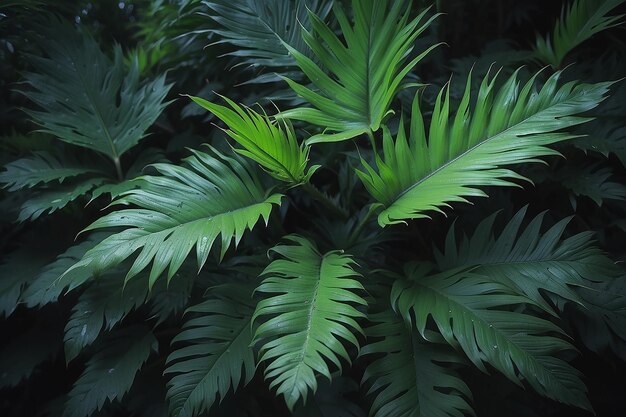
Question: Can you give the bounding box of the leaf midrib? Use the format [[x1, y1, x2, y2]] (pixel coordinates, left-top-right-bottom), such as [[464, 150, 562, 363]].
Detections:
[[388, 89, 580, 206]]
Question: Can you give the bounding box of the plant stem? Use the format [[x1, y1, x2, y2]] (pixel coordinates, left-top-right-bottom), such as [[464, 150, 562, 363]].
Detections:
[[366, 129, 377, 153], [302, 182, 348, 220], [113, 157, 124, 182]]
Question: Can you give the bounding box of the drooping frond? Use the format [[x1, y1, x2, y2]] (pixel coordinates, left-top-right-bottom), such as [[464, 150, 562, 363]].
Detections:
[[203, 0, 330, 70], [534, 0, 625, 68], [278, 0, 440, 143], [0, 151, 106, 192], [64, 327, 157, 417], [356, 69, 611, 226], [64, 271, 148, 362], [64, 147, 282, 288], [252, 236, 367, 410], [22, 233, 107, 308], [558, 164, 626, 206], [434, 207, 620, 314], [20, 19, 171, 165], [188, 95, 318, 184], [17, 177, 104, 222], [165, 282, 256, 417], [391, 264, 591, 410], [362, 310, 473, 417]]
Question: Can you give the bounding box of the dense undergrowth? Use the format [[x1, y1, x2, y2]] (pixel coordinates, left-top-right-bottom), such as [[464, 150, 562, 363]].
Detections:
[[1, 1, 626, 416]]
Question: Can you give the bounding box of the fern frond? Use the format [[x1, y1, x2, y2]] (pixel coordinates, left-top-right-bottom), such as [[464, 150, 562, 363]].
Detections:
[[278, 0, 440, 143], [435, 207, 620, 314], [17, 177, 104, 222], [362, 310, 473, 417], [252, 235, 367, 410], [21, 19, 171, 167], [165, 282, 256, 417], [64, 271, 148, 362], [391, 265, 591, 410], [188, 95, 318, 184], [357, 69, 611, 226], [203, 0, 330, 72], [65, 147, 282, 288], [64, 327, 157, 417], [0, 151, 107, 192], [534, 0, 625, 68]]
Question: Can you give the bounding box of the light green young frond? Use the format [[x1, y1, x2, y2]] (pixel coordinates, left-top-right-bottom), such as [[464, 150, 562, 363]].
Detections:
[[435, 207, 620, 314], [391, 265, 591, 411], [534, 0, 625, 68], [188, 95, 318, 184], [20, 19, 171, 166], [362, 310, 473, 417], [278, 0, 440, 143], [357, 69, 611, 226], [64, 147, 282, 288], [64, 327, 157, 417], [166, 283, 256, 417], [252, 236, 367, 411], [0, 151, 107, 192]]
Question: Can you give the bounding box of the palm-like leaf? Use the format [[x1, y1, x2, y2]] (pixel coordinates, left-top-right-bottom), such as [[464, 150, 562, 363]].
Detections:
[[21, 19, 171, 174], [64, 327, 157, 417], [534, 0, 625, 68], [434, 207, 620, 314], [357, 70, 611, 226], [165, 282, 256, 417], [278, 0, 439, 143], [391, 264, 591, 410], [362, 310, 473, 417], [0, 151, 106, 192], [189, 95, 318, 184], [252, 235, 367, 410], [203, 0, 330, 71], [65, 147, 282, 287]]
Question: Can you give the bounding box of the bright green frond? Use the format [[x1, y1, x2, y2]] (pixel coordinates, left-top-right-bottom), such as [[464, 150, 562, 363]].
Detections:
[[391, 265, 591, 411], [20, 19, 171, 163], [362, 310, 473, 417], [534, 0, 625, 68], [434, 207, 620, 314], [189, 95, 318, 184], [252, 236, 367, 410], [278, 0, 440, 143], [357, 69, 612, 226], [64, 327, 157, 417], [64, 147, 282, 288], [0, 151, 107, 192], [166, 282, 256, 417]]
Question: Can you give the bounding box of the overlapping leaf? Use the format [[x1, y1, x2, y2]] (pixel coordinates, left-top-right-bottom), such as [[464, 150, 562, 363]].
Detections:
[[278, 0, 440, 143], [64, 327, 157, 417], [391, 265, 591, 410], [357, 69, 611, 226], [65, 147, 282, 288], [362, 310, 473, 417], [165, 282, 256, 417], [434, 207, 620, 314], [252, 236, 367, 410]]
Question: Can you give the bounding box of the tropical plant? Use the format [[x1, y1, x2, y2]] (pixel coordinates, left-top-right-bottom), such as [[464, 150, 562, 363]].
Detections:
[[1, 1, 626, 417]]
